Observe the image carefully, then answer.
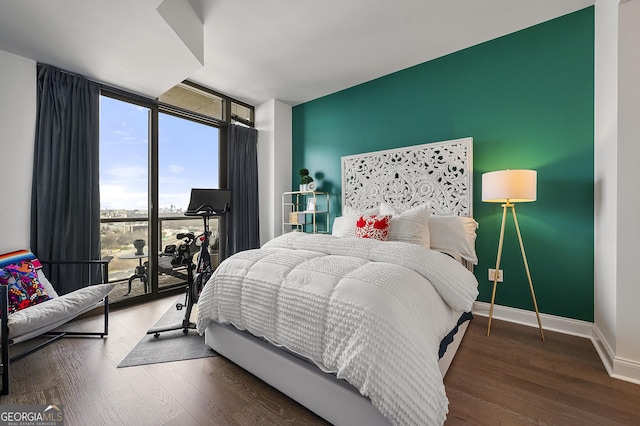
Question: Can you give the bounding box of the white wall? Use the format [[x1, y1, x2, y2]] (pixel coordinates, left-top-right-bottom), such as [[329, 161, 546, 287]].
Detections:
[[593, 0, 619, 372], [255, 99, 292, 245], [616, 0, 640, 371], [0, 50, 36, 253], [593, 0, 640, 384]]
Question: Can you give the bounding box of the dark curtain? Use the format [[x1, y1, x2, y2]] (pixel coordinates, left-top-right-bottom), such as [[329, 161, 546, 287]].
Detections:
[[30, 64, 101, 295], [226, 124, 260, 256]]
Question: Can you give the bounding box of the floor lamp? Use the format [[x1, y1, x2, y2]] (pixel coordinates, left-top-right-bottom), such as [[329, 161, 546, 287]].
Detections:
[[482, 169, 544, 341]]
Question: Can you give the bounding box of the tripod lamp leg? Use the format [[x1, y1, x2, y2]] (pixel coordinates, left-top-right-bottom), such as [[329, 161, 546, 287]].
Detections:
[[511, 205, 545, 341]]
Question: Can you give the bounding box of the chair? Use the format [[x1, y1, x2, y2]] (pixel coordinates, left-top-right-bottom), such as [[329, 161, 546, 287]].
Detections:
[[0, 250, 114, 395]]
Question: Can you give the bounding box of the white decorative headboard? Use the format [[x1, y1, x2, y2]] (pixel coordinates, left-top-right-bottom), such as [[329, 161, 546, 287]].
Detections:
[[341, 137, 473, 217]]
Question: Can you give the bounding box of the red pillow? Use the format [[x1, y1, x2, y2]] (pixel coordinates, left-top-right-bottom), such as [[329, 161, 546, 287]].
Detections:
[[354, 214, 392, 241]]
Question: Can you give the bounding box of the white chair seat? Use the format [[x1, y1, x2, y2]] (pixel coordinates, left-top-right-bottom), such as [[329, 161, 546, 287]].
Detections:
[[8, 283, 114, 343]]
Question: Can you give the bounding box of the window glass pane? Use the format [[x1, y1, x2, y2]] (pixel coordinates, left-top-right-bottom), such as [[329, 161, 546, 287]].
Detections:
[[99, 95, 151, 300], [158, 113, 219, 209], [158, 83, 223, 120], [231, 102, 252, 125], [158, 113, 219, 289]]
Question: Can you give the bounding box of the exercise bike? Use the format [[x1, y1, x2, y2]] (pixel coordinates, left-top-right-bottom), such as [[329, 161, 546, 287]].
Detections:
[[147, 188, 230, 338]]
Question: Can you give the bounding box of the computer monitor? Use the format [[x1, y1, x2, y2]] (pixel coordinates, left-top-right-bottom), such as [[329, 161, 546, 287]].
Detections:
[[185, 188, 231, 216]]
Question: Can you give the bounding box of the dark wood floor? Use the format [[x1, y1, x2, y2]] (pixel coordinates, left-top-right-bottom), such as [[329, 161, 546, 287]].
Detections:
[[3, 296, 640, 425], [445, 316, 640, 425]]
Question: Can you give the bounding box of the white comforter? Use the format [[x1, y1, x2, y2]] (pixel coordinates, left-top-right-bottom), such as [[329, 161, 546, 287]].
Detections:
[[196, 232, 478, 426]]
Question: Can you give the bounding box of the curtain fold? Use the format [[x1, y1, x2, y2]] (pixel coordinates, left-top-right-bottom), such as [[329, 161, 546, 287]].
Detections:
[[227, 124, 260, 256], [30, 64, 101, 294]]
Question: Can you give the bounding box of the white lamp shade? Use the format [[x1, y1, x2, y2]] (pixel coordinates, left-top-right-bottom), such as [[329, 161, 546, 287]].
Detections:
[[482, 169, 537, 203]]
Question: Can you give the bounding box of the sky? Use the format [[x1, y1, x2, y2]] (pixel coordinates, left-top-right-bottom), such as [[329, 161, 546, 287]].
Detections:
[[99, 96, 219, 211]]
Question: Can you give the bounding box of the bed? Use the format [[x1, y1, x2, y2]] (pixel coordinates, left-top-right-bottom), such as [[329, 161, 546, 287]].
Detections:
[[196, 137, 479, 426]]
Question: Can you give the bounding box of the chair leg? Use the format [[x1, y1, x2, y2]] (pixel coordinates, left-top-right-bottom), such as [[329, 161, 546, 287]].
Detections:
[[143, 261, 149, 294], [52, 296, 110, 338], [126, 275, 134, 295], [10, 333, 66, 363], [103, 294, 109, 336], [1, 285, 9, 395]]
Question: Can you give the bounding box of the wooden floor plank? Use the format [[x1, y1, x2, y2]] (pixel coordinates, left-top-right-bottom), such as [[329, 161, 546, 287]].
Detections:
[[3, 295, 640, 426], [114, 364, 187, 423]]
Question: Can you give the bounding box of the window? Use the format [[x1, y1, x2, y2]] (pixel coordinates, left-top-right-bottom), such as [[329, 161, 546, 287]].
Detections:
[[159, 81, 254, 127], [158, 82, 223, 120], [231, 101, 254, 126], [99, 95, 151, 296], [99, 81, 253, 305]]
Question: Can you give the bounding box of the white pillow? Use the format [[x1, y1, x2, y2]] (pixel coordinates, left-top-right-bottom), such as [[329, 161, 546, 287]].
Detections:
[[379, 202, 431, 248], [332, 216, 357, 238], [429, 215, 479, 264], [332, 206, 379, 238]]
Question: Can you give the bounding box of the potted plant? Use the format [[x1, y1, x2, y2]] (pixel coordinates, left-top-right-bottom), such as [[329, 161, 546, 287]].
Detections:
[[299, 168, 314, 191]]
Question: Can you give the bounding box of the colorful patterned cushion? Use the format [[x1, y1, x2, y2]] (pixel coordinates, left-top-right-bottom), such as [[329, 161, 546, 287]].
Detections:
[[0, 269, 28, 314], [0, 249, 40, 268], [0, 250, 52, 315], [354, 214, 392, 241]]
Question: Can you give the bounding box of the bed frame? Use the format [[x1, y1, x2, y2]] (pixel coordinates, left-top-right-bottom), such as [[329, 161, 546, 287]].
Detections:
[[205, 137, 474, 425]]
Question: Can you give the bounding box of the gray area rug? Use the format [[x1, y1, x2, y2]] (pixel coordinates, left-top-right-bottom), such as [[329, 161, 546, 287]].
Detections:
[[118, 299, 217, 367]]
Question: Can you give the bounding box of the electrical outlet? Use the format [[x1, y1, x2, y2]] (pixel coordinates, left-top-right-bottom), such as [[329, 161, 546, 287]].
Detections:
[[488, 268, 504, 282]]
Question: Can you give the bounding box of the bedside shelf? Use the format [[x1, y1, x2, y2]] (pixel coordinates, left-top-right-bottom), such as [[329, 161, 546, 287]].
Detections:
[[282, 191, 330, 234]]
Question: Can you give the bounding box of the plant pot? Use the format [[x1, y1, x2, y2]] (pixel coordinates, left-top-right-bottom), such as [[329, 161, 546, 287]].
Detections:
[[300, 184, 308, 192], [133, 239, 146, 255]]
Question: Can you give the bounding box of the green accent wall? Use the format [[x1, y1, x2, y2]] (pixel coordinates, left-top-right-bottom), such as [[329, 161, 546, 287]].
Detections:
[[292, 7, 594, 322]]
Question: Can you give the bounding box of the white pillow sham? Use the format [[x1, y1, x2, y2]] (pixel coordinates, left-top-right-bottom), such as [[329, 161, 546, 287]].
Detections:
[[379, 202, 431, 248], [429, 215, 479, 264]]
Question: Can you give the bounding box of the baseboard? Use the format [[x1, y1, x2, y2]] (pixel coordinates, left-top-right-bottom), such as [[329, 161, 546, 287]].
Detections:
[[473, 302, 640, 385], [592, 324, 640, 386], [591, 323, 615, 376], [472, 301, 593, 338]]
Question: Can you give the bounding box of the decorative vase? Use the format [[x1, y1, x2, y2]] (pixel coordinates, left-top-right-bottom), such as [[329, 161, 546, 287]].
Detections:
[[300, 184, 308, 192], [133, 239, 146, 255]]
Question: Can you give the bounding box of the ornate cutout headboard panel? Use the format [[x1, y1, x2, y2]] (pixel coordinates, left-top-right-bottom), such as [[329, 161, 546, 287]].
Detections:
[[341, 137, 473, 217]]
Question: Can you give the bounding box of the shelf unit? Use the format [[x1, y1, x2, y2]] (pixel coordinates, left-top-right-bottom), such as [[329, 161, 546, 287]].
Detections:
[[282, 191, 330, 234]]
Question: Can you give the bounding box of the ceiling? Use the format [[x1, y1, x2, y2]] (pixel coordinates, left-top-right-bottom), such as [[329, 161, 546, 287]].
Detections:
[[0, 0, 594, 107]]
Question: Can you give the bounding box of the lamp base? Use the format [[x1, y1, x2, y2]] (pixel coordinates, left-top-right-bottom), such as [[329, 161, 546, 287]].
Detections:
[[487, 203, 544, 341]]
